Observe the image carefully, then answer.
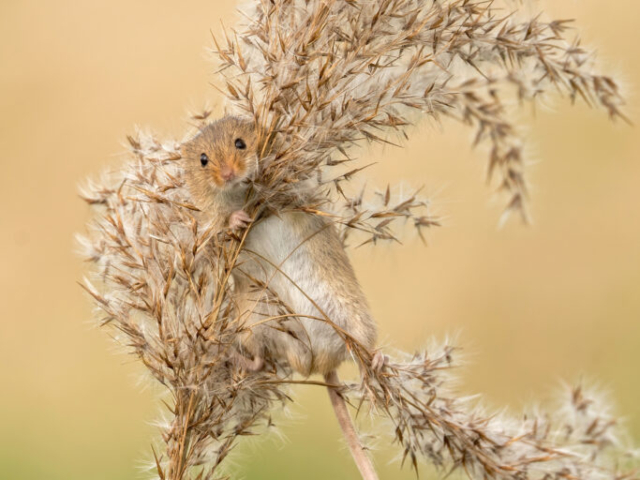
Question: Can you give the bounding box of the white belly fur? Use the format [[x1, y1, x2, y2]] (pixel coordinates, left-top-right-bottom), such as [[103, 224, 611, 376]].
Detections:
[[234, 212, 376, 375]]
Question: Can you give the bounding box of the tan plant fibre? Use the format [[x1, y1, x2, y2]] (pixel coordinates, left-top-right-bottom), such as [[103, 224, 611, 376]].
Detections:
[[80, 0, 635, 479]]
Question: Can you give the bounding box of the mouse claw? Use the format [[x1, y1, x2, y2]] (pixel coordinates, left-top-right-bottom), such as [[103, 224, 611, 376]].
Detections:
[[371, 350, 389, 372], [228, 210, 252, 230]]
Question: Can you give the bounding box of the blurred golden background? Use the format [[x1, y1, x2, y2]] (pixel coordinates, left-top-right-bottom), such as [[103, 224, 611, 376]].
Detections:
[[1, 1, 638, 479]]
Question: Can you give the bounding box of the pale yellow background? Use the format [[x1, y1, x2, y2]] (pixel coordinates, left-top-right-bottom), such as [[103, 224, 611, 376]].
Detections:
[[1, 1, 638, 479]]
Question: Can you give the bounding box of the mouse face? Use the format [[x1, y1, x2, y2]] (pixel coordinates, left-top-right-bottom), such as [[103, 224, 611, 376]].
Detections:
[[182, 116, 259, 204]]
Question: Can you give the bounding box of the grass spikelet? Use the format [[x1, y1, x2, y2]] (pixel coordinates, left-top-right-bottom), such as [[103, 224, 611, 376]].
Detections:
[[355, 345, 638, 480], [214, 0, 627, 226]]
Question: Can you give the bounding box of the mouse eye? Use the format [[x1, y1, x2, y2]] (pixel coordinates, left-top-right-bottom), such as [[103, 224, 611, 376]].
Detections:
[[200, 153, 209, 166], [234, 138, 246, 150]]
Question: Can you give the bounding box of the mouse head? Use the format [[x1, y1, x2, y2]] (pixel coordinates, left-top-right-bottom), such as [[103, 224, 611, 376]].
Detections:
[[182, 116, 259, 202]]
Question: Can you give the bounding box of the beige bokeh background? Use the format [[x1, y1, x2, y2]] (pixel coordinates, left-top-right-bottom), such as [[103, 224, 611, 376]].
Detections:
[[1, 1, 638, 479]]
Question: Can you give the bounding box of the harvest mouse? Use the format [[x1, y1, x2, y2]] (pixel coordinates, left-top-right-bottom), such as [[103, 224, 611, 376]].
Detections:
[[182, 116, 380, 479]]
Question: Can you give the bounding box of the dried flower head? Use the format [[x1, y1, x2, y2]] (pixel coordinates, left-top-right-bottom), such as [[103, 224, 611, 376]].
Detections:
[[215, 0, 627, 228], [80, 1, 635, 479]]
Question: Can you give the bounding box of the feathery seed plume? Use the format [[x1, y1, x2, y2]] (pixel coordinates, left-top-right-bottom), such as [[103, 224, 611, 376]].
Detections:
[[80, 1, 635, 479]]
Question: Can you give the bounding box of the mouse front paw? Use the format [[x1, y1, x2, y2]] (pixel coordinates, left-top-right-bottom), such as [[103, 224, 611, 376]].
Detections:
[[371, 350, 389, 372], [228, 210, 252, 230]]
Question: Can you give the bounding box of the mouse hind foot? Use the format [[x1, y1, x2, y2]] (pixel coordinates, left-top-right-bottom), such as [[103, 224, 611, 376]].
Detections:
[[231, 350, 265, 372]]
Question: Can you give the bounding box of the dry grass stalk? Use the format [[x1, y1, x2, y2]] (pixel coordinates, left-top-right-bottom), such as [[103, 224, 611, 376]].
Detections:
[[80, 0, 635, 479]]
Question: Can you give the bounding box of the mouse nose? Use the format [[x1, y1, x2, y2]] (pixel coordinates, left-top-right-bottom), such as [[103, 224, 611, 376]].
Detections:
[[220, 165, 236, 182]]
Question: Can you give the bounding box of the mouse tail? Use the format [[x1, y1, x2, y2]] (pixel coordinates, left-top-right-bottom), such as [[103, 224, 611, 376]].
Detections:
[[324, 370, 379, 480]]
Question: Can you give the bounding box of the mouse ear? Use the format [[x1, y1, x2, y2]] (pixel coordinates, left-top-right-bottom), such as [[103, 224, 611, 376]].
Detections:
[[196, 123, 210, 134], [179, 126, 206, 149], [227, 114, 255, 130], [179, 130, 199, 155]]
